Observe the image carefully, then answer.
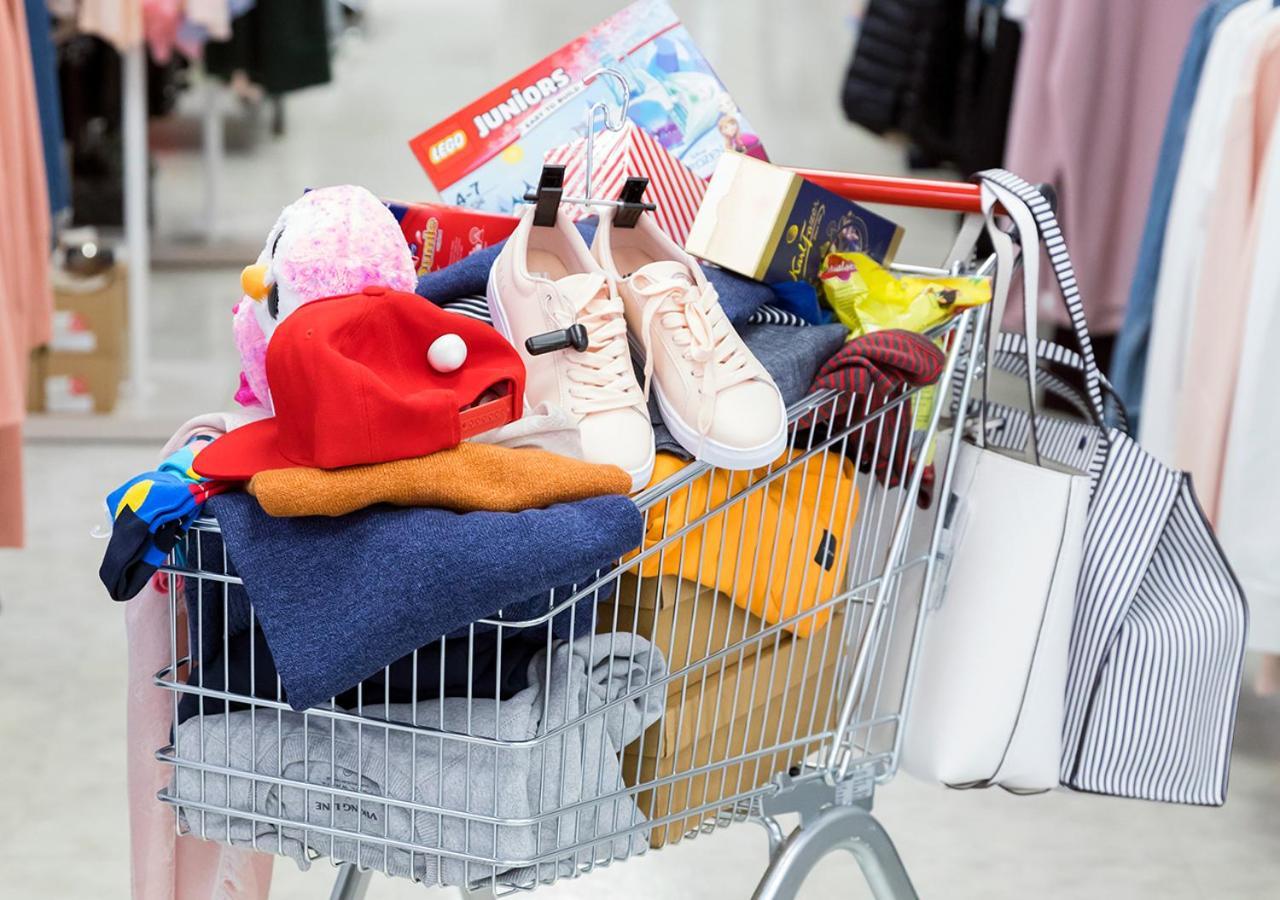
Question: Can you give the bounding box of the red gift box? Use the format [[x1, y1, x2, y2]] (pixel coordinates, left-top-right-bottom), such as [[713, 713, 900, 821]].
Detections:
[[544, 121, 708, 245]]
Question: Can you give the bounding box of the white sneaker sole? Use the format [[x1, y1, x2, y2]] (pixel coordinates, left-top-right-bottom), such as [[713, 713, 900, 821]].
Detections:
[[631, 334, 788, 471], [487, 267, 656, 493]]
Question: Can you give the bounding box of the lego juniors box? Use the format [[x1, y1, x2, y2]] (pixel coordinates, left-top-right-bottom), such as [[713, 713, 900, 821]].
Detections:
[[409, 0, 766, 214]]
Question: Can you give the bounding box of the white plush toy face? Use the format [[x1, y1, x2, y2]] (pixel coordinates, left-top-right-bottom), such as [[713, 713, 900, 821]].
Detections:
[[239, 222, 305, 342], [237, 184, 418, 342]]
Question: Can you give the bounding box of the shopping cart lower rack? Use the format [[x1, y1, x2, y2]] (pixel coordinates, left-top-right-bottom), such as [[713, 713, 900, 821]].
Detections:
[[153, 301, 981, 899]]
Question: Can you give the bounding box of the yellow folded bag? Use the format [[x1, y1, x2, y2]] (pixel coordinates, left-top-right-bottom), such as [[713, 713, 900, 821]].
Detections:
[[633, 450, 859, 638]]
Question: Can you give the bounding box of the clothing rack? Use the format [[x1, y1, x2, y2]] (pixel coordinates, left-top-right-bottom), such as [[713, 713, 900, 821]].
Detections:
[[123, 42, 150, 397]]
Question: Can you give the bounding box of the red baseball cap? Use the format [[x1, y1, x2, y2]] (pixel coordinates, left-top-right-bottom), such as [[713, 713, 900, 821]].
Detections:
[[194, 286, 524, 480]]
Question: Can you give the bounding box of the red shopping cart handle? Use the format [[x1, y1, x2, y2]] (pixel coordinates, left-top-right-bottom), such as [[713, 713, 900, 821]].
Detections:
[[786, 167, 982, 213], [785, 167, 1058, 216]]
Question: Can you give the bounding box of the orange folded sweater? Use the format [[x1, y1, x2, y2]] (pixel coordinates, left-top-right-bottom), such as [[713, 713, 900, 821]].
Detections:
[[248, 442, 632, 517]]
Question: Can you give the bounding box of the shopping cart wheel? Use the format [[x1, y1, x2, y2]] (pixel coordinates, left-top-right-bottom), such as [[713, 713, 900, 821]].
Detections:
[[751, 804, 918, 900], [329, 864, 497, 899]]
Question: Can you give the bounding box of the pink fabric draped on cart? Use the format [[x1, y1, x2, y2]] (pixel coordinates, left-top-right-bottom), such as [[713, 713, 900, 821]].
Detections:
[[128, 412, 274, 900], [128, 577, 274, 900]]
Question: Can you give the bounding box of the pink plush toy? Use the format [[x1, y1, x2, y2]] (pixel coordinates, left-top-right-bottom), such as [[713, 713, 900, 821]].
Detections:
[[232, 185, 417, 411]]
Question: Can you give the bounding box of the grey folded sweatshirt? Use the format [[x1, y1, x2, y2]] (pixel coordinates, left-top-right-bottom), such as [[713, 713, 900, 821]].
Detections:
[[173, 632, 666, 888]]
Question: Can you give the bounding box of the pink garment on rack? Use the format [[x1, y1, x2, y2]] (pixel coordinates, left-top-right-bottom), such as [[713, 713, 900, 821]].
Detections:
[[79, 0, 145, 49], [145, 0, 232, 63], [185, 0, 230, 39], [143, 0, 183, 62], [1002, 0, 1202, 335], [128, 411, 275, 900], [0, 0, 54, 547], [1174, 22, 1280, 521]]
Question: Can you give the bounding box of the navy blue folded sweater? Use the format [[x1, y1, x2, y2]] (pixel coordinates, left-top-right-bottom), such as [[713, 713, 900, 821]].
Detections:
[[203, 493, 642, 710]]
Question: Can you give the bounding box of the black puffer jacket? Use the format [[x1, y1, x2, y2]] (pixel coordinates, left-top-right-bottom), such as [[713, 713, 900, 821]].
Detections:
[[841, 0, 1021, 173], [840, 0, 953, 135]]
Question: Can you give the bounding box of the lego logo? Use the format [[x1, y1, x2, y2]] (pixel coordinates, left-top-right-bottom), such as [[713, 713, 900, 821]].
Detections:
[[429, 131, 467, 165]]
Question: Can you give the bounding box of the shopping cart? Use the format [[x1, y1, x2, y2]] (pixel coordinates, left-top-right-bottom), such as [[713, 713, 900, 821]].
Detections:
[[152, 178, 992, 900]]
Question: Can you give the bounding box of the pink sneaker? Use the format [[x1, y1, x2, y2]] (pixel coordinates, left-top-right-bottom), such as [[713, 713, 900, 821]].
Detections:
[[487, 207, 655, 490], [593, 209, 786, 470]]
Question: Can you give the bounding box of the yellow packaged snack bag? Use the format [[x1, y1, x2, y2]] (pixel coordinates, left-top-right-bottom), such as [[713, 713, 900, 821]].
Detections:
[[819, 252, 991, 338], [819, 252, 990, 468]]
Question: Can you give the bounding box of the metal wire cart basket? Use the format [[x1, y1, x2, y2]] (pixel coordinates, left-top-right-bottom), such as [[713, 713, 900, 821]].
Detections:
[[153, 196, 989, 899]]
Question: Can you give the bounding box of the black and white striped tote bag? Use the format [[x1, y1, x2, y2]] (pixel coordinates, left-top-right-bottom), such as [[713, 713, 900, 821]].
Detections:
[[973, 171, 1248, 806]]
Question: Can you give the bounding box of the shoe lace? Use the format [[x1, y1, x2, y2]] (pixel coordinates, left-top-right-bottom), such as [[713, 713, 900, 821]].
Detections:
[[634, 276, 757, 437], [553, 274, 642, 416]]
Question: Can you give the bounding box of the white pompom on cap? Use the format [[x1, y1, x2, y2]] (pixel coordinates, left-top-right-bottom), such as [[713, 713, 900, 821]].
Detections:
[[427, 333, 468, 373]]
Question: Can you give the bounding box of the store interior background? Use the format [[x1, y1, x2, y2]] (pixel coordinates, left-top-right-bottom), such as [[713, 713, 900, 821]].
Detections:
[[2, 1, 1279, 897]]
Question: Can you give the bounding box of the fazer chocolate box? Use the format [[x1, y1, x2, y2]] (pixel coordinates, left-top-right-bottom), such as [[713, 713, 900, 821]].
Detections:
[[685, 154, 904, 288], [382, 200, 519, 275]]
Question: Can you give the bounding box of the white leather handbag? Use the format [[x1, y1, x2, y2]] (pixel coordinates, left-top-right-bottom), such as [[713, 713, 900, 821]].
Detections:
[[901, 179, 1089, 792], [902, 439, 1089, 790]]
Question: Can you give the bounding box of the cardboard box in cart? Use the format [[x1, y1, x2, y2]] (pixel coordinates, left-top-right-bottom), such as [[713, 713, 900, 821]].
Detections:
[[601, 575, 772, 688], [620, 604, 843, 848]]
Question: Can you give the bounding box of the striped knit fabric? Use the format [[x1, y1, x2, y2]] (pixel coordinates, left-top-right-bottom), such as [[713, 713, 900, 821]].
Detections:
[[803, 330, 945, 427], [973, 170, 1247, 806], [437, 295, 492, 323], [800, 329, 945, 500], [976, 402, 1101, 474], [544, 122, 707, 244], [747, 305, 809, 327]]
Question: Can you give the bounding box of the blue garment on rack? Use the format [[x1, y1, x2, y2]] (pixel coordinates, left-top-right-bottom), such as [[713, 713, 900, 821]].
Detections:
[[22, 0, 68, 215], [416, 218, 777, 326], [176, 0, 257, 55], [1110, 0, 1251, 429], [202, 492, 642, 711]]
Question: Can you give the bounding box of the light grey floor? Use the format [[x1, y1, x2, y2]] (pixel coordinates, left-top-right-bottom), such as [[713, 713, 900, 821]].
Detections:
[[4, 1, 1280, 898]]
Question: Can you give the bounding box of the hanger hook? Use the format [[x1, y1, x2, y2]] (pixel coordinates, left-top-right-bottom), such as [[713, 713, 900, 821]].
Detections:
[[583, 66, 630, 132], [580, 66, 632, 203]]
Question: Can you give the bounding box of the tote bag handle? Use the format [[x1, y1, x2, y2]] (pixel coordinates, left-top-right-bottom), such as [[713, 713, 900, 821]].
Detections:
[[944, 182, 1047, 460], [944, 171, 1115, 456]]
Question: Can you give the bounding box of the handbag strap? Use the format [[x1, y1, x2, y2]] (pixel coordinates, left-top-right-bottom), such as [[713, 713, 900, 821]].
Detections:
[[992, 332, 1131, 435], [946, 238, 1129, 436], [944, 186, 1044, 458], [980, 180, 1048, 462], [944, 172, 1119, 451], [952, 345, 1123, 445], [976, 171, 1109, 426]]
